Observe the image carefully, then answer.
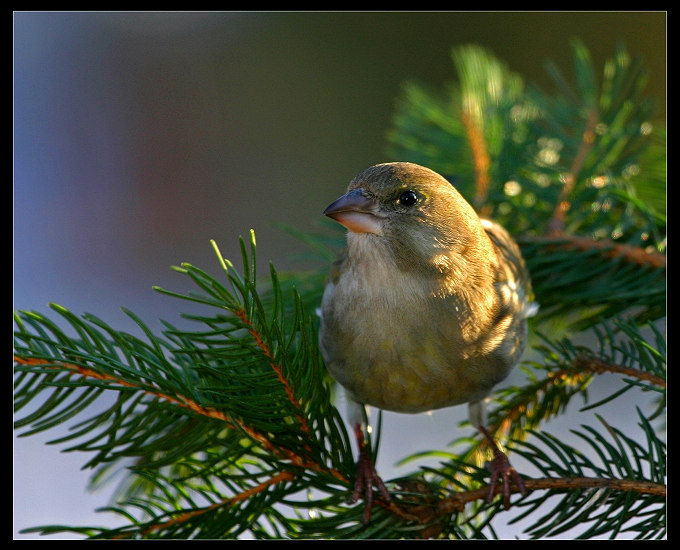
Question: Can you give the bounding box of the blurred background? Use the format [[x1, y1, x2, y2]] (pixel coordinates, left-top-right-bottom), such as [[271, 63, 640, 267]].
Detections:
[[14, 11, 666, 539]]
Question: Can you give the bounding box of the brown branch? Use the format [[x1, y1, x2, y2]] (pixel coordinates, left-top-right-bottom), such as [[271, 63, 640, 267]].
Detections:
[[435, 476, 666, 517], [548, 108, 600, 235], [16, 351, 667, 535], [112, 471, 665, 538], [563, 234, 666, 269], [14, 355, 235, 423], [233, 307, 311, 435], [487, 367, 592, 441], [398, 474, 665, 538], [573, 356, 666, 389], [485, 353, 665, 443], [114, 471, 297, 539], [461, 109, 492, 216], [520, 234, 666, 270], [13, 355, 348, 484]]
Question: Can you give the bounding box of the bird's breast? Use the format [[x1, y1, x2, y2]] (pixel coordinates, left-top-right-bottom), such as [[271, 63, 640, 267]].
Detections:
[[320, 242, 502, 412]]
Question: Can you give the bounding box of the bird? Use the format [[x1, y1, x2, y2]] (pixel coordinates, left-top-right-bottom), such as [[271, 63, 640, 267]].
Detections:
[[318, 162, 536, 523]]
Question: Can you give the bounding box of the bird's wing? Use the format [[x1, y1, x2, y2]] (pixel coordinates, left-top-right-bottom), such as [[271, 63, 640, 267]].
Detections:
[[481, 219, 538, 320]]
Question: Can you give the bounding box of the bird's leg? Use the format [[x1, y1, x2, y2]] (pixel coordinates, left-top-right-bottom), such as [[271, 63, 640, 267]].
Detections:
[[469, 400, 526, 508], [350, 422, 393, 523], [478, 424, 526, 509]]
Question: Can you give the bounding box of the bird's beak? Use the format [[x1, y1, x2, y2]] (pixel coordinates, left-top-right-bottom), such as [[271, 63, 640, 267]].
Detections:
[[323, 188, 383, 235]]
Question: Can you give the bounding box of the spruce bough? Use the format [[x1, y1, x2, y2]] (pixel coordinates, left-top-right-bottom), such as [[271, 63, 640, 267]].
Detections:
[[14, 39, 665, 539]]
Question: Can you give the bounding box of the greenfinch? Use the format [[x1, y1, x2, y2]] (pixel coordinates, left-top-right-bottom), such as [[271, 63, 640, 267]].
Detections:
[[319, 162, 536, 522]]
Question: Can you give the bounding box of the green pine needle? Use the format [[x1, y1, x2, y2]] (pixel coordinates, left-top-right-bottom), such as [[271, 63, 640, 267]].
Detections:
[[14, 39, 665, 539]]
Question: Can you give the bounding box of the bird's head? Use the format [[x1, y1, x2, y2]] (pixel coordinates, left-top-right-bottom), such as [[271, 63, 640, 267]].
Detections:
[[324, 162, 489, 274]]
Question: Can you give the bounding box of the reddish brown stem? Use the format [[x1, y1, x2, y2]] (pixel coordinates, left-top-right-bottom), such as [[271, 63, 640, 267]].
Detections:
[[548, 108, 600, 235]]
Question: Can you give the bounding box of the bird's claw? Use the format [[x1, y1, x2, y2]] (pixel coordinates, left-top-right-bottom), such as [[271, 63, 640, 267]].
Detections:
[[480, 426, 526, 509], [485, 448, 526, 509], [349, 423, 394, 523], [350, 443, 393, 523]]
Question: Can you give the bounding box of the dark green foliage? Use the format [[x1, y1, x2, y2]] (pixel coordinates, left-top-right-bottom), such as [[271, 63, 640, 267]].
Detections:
[[509, 412, 665, 539], [14, 40, 665, 539], [14, 236, 359, 538], [388, 39, 665, 332]]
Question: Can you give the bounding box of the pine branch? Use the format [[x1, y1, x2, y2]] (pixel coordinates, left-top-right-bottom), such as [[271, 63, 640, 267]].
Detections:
[[547, 107, 600, 234], [522, 234, 666, 269], [14, 235, 362, 538], [12, 354, 344, 481], [14, 39, 665, 539], [394, 315, 665, 538], [509, 412, 666, 539], [387, 39, 665, 332], [492, 317, 666, 442], [397, 407, 665, 540], [13, 235, 666, 539]]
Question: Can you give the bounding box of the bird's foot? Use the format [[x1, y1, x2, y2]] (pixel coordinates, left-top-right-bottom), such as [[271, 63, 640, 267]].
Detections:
[[480, 426, 526, 509], [350, 424, 394, 523]]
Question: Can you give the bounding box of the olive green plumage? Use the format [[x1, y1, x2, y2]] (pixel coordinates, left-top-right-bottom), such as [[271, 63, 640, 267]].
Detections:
[[319, 162, 535, 416]]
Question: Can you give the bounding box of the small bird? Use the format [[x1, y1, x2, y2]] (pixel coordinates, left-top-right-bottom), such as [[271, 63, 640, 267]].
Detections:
[[319, 162, 536, 522]]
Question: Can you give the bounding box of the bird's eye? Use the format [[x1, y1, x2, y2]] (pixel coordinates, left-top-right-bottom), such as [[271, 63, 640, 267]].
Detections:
[[397, 190, 419, 207]]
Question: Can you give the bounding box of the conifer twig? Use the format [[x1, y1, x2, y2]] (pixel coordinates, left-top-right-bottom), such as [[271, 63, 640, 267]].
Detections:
[[14, 39, 666, 538], [233, 307, 310, 434], [461, 109, 491, 215], [548, 108, 599, 235], [572, 356, 666, 388], [12, 355, 348, 484], [436, 476, 666, 516], [116, 471, 297, 539], [519, 234, 666, 270], [485, 353, 665, 442]]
